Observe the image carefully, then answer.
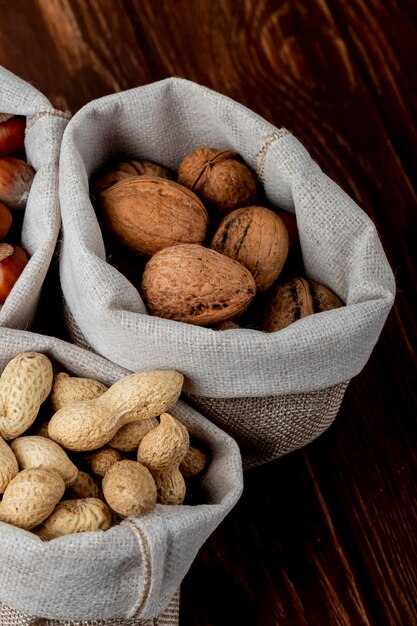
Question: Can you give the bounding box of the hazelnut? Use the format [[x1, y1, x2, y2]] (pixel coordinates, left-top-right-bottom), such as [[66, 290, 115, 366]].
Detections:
[[0, 114, 26, 158], [178, 147, 258, 215], [0, 157, 35, 210], [0, 202, 12, 241], [91, 159, 173, 198], [100, 176, 208, 256], [210, 206, 289, 293], [0, 243, 29, 304]]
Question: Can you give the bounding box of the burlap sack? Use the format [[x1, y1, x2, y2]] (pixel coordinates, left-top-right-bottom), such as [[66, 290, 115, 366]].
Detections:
[[58, 78, 395, 467], [0, 66, 69, 329], [0, 328, 243, 624]]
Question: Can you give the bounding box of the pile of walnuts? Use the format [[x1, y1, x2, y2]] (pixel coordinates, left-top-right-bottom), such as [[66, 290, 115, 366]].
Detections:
[[91, 147, 342, 331]]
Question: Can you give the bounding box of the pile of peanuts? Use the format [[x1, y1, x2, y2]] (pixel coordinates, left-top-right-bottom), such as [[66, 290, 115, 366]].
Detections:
[[0, 353, 207, 540]]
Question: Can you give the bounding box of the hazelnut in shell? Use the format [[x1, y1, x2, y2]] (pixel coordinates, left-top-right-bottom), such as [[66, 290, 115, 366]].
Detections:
[[178, 147, 257, 215], [210, 206, 289, 293], [0, 243, 29, 304], [100, 176, 209, 256], [0, 157, 35, 211], [0, 114, 26, 158], [0, 202, 12, 241]]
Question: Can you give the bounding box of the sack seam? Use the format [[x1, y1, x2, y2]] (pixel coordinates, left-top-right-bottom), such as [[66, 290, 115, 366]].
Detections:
[[26, 108, 72, 131], [256, 128, 290, 183], [124, 521, 153, 619]]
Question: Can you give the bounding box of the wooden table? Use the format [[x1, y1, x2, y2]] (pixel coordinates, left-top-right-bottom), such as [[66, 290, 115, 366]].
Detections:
[[1, 1, 416, 624]]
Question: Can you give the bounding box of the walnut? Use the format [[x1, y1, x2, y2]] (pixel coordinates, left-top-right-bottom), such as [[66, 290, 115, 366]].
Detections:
[[141, 243, 256, 326], [210, 206, 289, 293], [91, 159, 172, 198], [178, 147, 257, 215], [308, 280, 343, 312], [261, 278, 314, 332], [99, 176, 208, 256]]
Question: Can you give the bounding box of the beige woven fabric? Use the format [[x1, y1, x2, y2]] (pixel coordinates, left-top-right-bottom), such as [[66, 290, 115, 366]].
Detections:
[[64, 302, 348, 467], [186, 382, 349, 469], [0, 591, 180, 625]]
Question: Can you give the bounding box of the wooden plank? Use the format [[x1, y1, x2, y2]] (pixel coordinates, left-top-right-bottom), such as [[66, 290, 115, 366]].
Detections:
[[0, 1, 416, 624]]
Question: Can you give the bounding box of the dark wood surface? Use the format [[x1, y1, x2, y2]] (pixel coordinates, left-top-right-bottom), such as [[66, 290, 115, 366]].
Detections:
[[1, 1, 416, 624]]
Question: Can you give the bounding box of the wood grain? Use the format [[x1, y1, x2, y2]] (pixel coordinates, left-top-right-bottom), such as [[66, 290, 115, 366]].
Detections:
[[1, 1, 416, 624]]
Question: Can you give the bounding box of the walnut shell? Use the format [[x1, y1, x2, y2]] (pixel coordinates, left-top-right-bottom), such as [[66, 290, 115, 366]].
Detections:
[[178, 147, 257, 215], [141, 243, 256, 326], [91, 159, 172, 197], [210, 206, 289, 293], [261, 277, 314, 332], [308, 280, 343, 312], [100, 176, 209, 255]]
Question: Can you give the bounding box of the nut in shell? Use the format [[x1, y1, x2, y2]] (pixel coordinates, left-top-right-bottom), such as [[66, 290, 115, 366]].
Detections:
[[138, 413, 189, 505], [91, 158, 173, 197], [0, 468, 65, 530], [48, 370, 184, 451], [66, 471, 102, 500], [36, 498, 112, 540], [99, 176, 209, 255], [308, 280, 343, 312], [178, 147, 257, 215], [261, 277, 314, 332], [179, 445, 208, 478], [11, 436, 78, 486], [0, 243, 29, 305], [50, 372, 108, 412], [84, 447, 125, 478], [210, 206, 289, 293], [0, 435, 18, 493], [0, 352, 53, 440], [108, 417, 159, 452], [141, 243, 256, 326], [102, 460, 157, 517], [0, 157, 35, 210]]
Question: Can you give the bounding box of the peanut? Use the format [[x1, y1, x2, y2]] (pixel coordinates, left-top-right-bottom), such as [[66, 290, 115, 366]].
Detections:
[[48, 370, 183, 451], [138, 413, 189, 505], [36, 498, 112, 540], [0, 468, 65, 530], [180, 445, 208, 478], [66, 471, 102, 500], [84, 447, 124, 478], [0, 353, 53, 440], [108, 417, 159, 452], [50, 372, 108, 412], [0, 435, 18, 493], [102, 460, 157, 517], [10, 436, 78, 487]]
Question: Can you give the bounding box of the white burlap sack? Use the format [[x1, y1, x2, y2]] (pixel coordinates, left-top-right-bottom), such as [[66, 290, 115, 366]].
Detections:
[[58, 78, 395, 465], [0, 66, 69, 329], [0, 328, 243, 623]]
